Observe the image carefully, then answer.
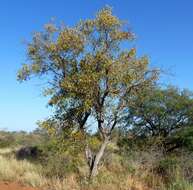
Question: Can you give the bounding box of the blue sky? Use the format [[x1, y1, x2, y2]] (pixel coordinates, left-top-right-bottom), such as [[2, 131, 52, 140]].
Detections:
[[0, 0, 193, 131]]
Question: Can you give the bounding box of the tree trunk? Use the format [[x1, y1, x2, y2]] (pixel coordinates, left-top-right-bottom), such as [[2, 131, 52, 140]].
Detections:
[[89, 138, 109, 178]]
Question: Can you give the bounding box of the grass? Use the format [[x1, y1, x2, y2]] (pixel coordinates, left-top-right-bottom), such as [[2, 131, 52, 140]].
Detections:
[[0, 155, 46, 187], [0, 148, 150, 190], [0, 148, 192, 190]]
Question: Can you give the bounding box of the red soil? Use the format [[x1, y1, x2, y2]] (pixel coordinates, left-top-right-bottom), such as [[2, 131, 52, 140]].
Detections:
[[0, 182, 40, 190]]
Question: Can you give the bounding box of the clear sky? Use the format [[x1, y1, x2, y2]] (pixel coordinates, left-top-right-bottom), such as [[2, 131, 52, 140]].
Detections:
[[0, 0, 193, 131]]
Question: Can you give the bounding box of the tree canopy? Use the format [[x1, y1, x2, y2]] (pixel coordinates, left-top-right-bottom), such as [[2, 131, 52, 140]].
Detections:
[[126, 86, 193, 151], [17, 7, 158, 177]]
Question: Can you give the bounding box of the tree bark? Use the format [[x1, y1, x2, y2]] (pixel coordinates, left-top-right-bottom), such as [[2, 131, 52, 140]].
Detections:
[[89, 138, 109, 179]]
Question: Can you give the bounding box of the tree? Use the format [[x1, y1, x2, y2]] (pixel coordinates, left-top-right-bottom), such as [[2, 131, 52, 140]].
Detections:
[[17, 7, 158, 177], [126, 86, 193, 151]]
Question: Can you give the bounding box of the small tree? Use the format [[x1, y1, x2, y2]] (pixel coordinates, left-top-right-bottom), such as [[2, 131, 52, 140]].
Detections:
[[18, 7, 158, 177], [126, 86, 193, 151]]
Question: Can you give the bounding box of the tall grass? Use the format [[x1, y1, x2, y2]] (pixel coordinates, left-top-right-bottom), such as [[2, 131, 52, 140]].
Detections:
[[0, 148, 150, 190], [0, 148, 192, 190], [0, 155, 46, 187]]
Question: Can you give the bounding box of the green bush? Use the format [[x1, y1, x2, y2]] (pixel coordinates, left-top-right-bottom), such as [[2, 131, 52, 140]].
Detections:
[[42, 153, 79, 178], [166, 127, 193, 152], [156, 157, 178, 176], [36, 137, 84, 178]]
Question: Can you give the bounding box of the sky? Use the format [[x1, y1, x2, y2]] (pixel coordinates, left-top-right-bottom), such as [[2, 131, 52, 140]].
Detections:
[[0, 0, 193, 131]]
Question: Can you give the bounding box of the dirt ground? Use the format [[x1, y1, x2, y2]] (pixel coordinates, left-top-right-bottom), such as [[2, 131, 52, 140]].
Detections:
[[0, 182, 40, 190]]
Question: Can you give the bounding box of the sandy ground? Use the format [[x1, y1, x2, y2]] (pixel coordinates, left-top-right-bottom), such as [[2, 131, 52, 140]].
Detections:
[[0, 182, 40, 190]]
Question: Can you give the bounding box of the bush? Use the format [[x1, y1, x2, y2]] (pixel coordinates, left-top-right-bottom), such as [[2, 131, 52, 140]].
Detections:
[[42, 153, 79, 178], [36, 138, 85, 178], [0, 132, 15, 148], [166, 127, 193, 152], [155, 157, 179, 178], [16, 146, 41, 160]]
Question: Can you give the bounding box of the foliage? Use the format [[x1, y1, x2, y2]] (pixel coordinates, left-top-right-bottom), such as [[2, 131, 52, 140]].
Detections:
[[0, 130, 47, 148], [155, 157, 179, 177], [41, 153, 82, 178], [166, 126, 193, 152], [0, 131, 15, 148], [17, 6, 158, 135], [17, 6, 158, 177], [1, 131, 193, 190], [125, 86, 193, 151]]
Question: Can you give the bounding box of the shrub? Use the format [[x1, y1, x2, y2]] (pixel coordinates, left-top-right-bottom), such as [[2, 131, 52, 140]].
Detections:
[[16, 146, 41, 160], [42, 153, 80, 178], [155, 157, 179, 177]]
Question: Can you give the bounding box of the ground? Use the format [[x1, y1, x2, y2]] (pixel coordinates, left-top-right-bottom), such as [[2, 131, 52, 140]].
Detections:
[[0, 182, 40, 190]]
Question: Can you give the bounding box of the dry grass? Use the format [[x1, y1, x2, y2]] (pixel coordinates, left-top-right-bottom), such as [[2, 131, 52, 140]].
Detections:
[[0, 155, 46, 187], [45, 175, 80, 190], [0, 148, 192, 190], [0, 148, 160, 190], [0, 149, 151, 190], [0, 149, 83, 190], [0, 148, 13, 155]]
